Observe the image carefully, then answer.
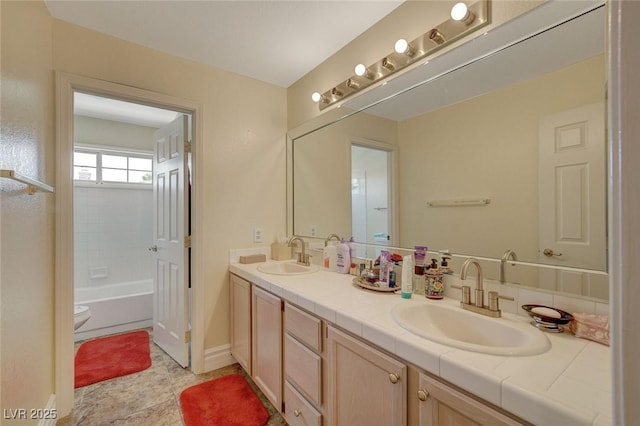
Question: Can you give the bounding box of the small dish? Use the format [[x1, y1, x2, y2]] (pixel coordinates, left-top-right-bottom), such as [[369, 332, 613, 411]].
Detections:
[[522, 304, 574, 333]]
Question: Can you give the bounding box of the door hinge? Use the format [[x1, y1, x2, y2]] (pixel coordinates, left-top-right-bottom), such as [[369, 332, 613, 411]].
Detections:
[[184, 235, 192, 248], [185, 330, 191, 343], [184, 140, 192, 153]]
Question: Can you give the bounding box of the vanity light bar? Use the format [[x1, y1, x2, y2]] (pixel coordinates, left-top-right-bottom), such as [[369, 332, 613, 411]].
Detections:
[[315, 0, 489, 110]]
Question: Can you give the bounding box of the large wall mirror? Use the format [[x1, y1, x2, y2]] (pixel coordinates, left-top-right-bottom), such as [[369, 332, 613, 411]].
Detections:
[[289, 2, 608, 300]]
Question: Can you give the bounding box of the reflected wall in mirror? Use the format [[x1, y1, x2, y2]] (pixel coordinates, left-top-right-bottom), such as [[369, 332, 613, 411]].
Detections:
[[291, 4, 608, 300]]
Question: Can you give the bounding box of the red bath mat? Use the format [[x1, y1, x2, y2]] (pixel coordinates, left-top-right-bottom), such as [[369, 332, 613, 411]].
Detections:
[[180, 374, 269, 426], [74, 330, 152, 388]]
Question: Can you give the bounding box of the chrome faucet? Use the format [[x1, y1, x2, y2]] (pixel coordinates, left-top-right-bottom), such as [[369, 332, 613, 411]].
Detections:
[[288, 236, 310, 266], [500, 249, 518, 284], [324, 233, 341, 247], [456, 257, 514, 318]]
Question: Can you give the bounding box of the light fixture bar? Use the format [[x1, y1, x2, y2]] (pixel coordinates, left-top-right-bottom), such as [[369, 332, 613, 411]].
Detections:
[[317, 0, 489, 110]]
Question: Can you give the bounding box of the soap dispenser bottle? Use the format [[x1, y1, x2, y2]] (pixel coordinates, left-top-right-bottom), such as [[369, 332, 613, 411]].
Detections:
[[425, 258, 444, 299], [440, 255, 452, 274]]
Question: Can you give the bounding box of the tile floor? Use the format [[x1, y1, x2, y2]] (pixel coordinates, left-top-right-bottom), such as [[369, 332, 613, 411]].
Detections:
[[57, 330, 286, 425]]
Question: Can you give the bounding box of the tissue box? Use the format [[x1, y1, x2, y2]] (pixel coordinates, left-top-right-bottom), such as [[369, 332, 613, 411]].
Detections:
[[569, 313, 610, 346], [239, 254, 266, 264], [271, 242, 292, 261]]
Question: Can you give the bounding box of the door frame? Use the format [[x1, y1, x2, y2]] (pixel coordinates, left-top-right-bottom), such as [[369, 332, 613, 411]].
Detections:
[[54, 72, 205, 416], [349, 136, 399, 248]]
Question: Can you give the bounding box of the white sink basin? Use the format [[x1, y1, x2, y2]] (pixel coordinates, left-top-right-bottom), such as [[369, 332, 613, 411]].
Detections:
[[257, 261, 319, 275], [391, 302, 550, 356]]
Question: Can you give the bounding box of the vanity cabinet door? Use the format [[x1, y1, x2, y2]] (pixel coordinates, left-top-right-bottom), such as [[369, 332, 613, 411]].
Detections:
[[417, 372, 527, 426], [230, 274, 251, 374], [251, 285, 283, 411], [326, 325, 406, 426]]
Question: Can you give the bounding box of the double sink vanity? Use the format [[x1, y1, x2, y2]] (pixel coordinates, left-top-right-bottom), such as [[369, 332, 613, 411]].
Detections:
[[233, 2, 612, 424], [229, 251, 611, 426]]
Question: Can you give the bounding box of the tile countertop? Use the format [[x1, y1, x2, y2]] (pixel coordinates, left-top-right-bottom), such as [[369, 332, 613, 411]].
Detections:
[[229, 259, 612, 426]]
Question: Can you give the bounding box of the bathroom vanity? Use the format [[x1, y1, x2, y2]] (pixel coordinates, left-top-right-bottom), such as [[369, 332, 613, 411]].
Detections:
[[229, 258, 611, 426]]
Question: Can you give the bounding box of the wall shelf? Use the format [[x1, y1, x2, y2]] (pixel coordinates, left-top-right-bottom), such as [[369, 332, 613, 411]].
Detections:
[[427, 198, 490, 207], [0, 169, 54, 195]]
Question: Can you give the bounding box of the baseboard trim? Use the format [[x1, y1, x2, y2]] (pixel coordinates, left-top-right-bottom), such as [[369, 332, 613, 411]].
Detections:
[[203, 344, 236, 372]]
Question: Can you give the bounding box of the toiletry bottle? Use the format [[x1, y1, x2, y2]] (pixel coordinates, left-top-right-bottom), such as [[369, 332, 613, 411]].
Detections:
[[401, 254, 414, 299], [413, 264, 425, 295], [348, 236, 356, 260], [425, 259, 444, 299], [336, 238, 351, 274], [362, 259, 378, 284], [440, 256, 452, 274], [379, 250, 391, 286], [412, 246, 427, 295], [323, 244, 337, 272]]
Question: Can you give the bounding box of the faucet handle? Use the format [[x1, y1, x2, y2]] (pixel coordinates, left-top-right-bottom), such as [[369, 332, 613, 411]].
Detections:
[[451, 285, 471, 305], [488, 291, 515, 312]]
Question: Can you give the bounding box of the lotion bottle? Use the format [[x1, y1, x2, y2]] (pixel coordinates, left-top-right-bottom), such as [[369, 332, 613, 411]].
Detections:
[[336, 238, 351, 274]]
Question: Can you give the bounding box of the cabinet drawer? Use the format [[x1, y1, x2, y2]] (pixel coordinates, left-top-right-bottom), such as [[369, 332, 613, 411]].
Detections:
[[285, 334, 322, 405], [284, 381, 322, 426], [285, 303, 322, 352]]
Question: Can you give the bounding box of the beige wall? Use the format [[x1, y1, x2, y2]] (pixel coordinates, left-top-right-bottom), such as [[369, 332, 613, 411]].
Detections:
[[0, 1, 56, 422], [287, 1, 543, 130], [398, 55, 605, 287], [51, 19, 288, 350], [293, 112, 397, 239], [74, 115, 156, 151]]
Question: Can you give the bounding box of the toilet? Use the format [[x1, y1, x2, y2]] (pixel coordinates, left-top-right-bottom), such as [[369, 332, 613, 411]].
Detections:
[[74, 305, 91, 330]]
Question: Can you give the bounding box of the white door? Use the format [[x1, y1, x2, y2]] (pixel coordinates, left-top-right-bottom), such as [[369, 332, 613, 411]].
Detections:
[[351, 142, 394, 258], [152, 114, 190, 367], [538, 102, 607, 297]]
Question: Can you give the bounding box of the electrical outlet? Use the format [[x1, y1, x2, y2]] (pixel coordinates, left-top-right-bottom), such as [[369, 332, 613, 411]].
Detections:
[[253, 226, 263, 243], [311, 225, 317, 237]]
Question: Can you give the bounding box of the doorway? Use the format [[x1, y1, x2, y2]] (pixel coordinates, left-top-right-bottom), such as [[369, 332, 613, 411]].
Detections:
[[350, 138, 398, 259], [72, 92, 192, 368], [55, 72, 205, 416]]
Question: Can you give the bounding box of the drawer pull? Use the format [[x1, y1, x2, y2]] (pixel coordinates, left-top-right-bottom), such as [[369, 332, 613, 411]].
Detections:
[[417, 389, 430, 401], [294, 409, 302, 417], [389, 373, 400, 384]]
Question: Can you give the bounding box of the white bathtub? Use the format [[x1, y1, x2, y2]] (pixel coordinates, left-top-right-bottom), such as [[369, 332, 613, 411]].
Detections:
[[74, 279, 153, 342]]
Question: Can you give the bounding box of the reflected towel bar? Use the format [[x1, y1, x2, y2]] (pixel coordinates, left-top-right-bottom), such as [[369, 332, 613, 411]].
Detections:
[[0, 169, 54, 194], [427, 198, 490, 207]]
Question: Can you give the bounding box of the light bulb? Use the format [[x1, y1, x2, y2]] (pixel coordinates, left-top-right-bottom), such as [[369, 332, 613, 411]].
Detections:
[[394, 39, 409, 54], [354, 63, 367, 76], [311, 92, 321, 102], [450, 2, 469, 21]]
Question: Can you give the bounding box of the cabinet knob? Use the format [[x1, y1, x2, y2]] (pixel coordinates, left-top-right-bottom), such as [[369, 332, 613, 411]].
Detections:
[[389, 373, 400, 384], [417, 389, 430, 401], [293, 409, 302, 417]]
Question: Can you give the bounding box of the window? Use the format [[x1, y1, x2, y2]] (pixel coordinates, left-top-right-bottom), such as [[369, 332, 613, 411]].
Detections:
[[74, 147, 153, 185]]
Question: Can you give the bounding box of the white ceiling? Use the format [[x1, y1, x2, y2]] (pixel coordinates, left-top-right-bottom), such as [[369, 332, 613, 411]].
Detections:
[[45, 0, 403, 88]]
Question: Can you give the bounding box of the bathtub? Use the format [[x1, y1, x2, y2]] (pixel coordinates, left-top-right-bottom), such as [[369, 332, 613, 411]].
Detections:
[[74, 279, 153, 342]]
